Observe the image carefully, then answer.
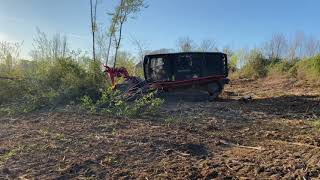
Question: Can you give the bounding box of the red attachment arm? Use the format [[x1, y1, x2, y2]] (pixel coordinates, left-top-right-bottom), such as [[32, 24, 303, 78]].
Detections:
[[104, 65, 130, 85]]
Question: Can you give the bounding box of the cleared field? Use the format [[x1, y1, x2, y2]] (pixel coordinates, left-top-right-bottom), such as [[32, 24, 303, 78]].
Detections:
[[1, 78, 320, 179]]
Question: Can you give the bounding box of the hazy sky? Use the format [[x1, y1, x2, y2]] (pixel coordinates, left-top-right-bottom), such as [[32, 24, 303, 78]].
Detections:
[[0, 0, 319, 59]]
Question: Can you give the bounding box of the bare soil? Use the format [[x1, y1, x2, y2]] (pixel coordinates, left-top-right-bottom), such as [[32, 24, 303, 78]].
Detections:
[[1, 77, 320, 179]]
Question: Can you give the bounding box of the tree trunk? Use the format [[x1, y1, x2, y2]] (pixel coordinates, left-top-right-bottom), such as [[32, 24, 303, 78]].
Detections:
[[105, 27, 114, 66], [113, 21, 124, 68], [92, 31, 96, 61], [90, 0, 96, 61]]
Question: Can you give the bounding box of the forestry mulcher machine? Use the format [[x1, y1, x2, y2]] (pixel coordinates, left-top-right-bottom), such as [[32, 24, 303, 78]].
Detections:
[[104, 52, 229, 100]]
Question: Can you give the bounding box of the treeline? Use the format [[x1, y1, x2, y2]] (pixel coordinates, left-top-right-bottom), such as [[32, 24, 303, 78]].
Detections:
[[175, 32, 320, 83], [228, 32, 320, 82]]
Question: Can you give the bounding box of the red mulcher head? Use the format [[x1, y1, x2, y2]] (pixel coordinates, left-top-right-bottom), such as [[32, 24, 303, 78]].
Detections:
[[104, 65, 130, 85]]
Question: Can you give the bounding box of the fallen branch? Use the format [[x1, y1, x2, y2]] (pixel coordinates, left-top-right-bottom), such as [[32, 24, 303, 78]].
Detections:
[[219, 140, 263, 150]]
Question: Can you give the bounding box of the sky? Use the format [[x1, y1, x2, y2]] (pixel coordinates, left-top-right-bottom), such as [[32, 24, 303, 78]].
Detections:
[[0, 0, 320, 59]]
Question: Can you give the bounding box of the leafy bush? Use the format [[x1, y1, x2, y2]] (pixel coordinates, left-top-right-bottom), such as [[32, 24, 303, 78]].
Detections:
[[267, 60, 296, 77], [81, 88, 163, 118], [228, 54, 238, 73], [294, 55, 320, 82], [238, 49, 269, 79], [0, 58, 107, 114]]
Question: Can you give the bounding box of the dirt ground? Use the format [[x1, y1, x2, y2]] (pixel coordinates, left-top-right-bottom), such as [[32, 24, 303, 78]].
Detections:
[[1, 77, 320, 179]]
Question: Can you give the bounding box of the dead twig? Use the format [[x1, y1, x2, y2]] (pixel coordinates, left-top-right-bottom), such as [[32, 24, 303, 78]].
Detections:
[[219, 140, 263, 150]]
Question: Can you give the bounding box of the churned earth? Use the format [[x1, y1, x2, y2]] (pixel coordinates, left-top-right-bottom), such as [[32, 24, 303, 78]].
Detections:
[[1, 77, 320, 179]]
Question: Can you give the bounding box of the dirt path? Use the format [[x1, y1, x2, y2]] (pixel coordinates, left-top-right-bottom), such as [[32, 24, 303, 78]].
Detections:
[[1, 78, 320, 179]]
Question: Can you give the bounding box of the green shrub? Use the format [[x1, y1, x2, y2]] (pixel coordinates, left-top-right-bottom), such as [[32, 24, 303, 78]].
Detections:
[[267, 60, 296, 77], [81, 88, 163, 118], [294, 55, 320, 82], [238, 50, 269, 79], [228, 54, 238, 73], [0, 58, 107, 114]]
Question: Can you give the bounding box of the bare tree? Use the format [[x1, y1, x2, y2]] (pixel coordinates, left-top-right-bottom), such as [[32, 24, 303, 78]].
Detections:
[[90, 0, 98, 61], [0, 41, 22, 63], [110, 0, 146, 68], [130, 36, 148, 62], [304, 35, 320, 57], [199, 39, 217, 52], [265, 33, 287, 60], [0, 41, 22, 72], [52, 34, 68, 59], [222, 46, 233, 57], [295, 31, 306, 58], [177, 37, 196, 52], [287, 31, 305, 60], [129, 36, 150, 76], [30, 28, 69, 61], [286, 32, 320, 59]]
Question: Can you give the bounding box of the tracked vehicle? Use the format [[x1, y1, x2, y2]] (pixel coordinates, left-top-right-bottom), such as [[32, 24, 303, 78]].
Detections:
[[105, 52, 229, 100]]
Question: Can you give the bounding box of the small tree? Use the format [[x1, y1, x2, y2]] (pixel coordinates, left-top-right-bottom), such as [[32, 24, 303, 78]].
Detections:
[[110, 0, 146, 68]]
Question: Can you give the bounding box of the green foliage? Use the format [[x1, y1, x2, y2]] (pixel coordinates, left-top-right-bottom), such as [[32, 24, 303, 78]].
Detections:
[[134, 66, 144, 78], [110, 0, 145, 29], [230, 51, 320, 83], [115, 52, 137, 75], [229, 54, 238, 73], [81, 88, 163, 118], [294, 55, 320, 82], [0, 58, 106, 114], [80, 95, 96, 112], [238, 49, 269, 79], [110, 51, 144, 78], [267, 60, 296, 77], [310, 119, 320, 131]]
